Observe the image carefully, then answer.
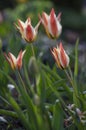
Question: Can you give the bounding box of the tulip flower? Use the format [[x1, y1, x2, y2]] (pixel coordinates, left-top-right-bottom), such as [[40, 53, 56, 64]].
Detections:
[[40, 8, 62, 39], [51, 43, 69, 69], [16, 17, 41, 43], [4, 50, 26, 70]]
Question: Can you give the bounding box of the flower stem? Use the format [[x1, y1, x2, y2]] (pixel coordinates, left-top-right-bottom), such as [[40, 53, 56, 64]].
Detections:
[[17, 70, 27, 93], [64, 69, 74, 88], [31, 44, 35, 57], [64, 67, 79, 107]]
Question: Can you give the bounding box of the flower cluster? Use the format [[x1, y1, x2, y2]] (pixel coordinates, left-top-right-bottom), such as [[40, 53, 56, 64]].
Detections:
[[4, 8, 69, 70]]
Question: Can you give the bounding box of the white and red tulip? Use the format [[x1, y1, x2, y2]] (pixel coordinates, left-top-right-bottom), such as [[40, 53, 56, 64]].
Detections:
[[16, 17, 41, 43], [4, 50, 26, 70], [40, 8, 62, 39], [51, 43, 69, 69]]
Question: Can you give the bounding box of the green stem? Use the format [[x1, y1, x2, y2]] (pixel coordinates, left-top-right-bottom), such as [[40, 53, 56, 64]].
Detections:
[[68, 66, 78, 96], [23, 63, 35, 96], [68, 66, 74, 82], [31, 44, 35, 57], [17, 70, 27, 93], [64, 69, 74, 88], [65, 67, 79, 107]]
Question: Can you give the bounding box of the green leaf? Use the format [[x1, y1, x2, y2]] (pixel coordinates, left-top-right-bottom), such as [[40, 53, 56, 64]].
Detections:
[[37, 67, 46, 108], [52, 100, 64, 130], [41, 63, 61, 80], [0, 109, 18, 118], [74, 38, 79, 77], [6, 93, 30, 130], [24, 44, 38, 65]]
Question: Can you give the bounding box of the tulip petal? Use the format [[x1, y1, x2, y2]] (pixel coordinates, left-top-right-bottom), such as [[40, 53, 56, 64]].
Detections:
[[4, 53, 10, 64], [50, 8, 58, 37], [8, 53, 17, 69], [42, 12, 48, 27], [17, 50, 26, 69], [25, 17, 31, 25], [26, 25, 34, 42], [35, 20, 41, 32], [18, 19, 24, 32], [59, 43, 69, 68], [54, 48, 62, 69], [51, 48, 61, 69]]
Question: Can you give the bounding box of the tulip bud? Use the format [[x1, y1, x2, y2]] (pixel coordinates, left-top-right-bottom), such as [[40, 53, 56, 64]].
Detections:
[[28, 56, 40, 86], [4, 50, 26, 70], [51, 43, 69, 69], [28, 56, 39, 76], [33, 94, 40, 106], [40, 8, 62, 39], [16, 18, 41, 43]]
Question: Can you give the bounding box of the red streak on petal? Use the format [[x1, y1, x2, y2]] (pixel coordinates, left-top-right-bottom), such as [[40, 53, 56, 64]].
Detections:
[[26, 25, 33, 41], [60, 43, 67, 67], [17, 50, 22, 69], [42, 12, 48, 26], [50, 8, 58, 36]]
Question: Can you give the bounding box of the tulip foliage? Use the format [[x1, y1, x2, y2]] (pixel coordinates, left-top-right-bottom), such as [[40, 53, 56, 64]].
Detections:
[[0, 8, 86, 130]]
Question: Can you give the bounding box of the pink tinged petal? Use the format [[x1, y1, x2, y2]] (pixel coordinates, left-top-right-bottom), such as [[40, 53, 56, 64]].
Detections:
[[26, 25, 34, 42], [59, 43, 69, 68], [17, 50, 26, 69], [39, 13, 51, 38], [42, 12, 48, 27], [54, 48, 62, 69], [18, 19, 24, 32], [50, 8, 58, 37], [51, 48, 62, 69], [8, 53, 17, 69]]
